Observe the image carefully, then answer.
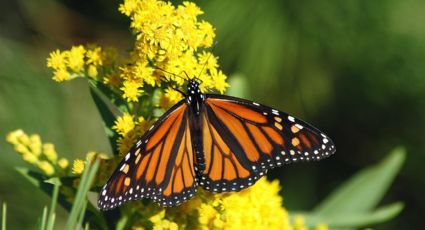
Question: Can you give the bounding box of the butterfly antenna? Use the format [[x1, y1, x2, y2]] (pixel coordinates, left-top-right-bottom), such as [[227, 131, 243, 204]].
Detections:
[[155, 67, 186, 81], [196, 41, 219, 82], [155, 67, 188, 96], [182, 71, 191, 81]]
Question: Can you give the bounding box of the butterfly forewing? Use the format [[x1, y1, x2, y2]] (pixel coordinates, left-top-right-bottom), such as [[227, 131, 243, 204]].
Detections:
[[197, 94, 335, 193], [98, 101, 197, 210]]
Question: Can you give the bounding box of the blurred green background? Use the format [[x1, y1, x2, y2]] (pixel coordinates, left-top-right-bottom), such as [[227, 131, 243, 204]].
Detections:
[[1, 0, 424, 229]]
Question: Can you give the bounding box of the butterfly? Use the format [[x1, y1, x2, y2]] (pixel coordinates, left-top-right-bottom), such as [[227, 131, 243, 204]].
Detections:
[[98, 78, 335, 210]]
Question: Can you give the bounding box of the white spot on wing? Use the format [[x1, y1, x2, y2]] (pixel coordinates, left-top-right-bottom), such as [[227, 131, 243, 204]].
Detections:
[[288, 116, 295, 122]]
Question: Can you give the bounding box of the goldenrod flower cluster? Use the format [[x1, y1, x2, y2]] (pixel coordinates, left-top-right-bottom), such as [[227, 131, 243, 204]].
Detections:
[[5, 129, 111, 178], [47, 45, 117, 82], [112, 112, 153, 154], [46, 0, 228, 107], [130, 178, 327, 230], [6, 129, 69, 175]]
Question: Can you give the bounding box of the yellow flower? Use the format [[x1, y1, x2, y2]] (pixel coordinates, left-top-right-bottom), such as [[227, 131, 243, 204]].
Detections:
[[198, 21, 215, 47], [149, 210, 179, 230], [86, 47, 103, 66], [52, 68, 71, 82], [43, 143, 57, 162], [121, 80, 143, 102], [47, 49, 67, 70], [38, 160, 55, 176], [58, 158, 69, 169], [196, 178, 291, 230], [179, 1, 203, 20], [159, 87, 184, 109], [198, 51, 218, 71], [198, 203, 219, 226], [72, 159, 85, 175], [210, 69, 229, 94], [113, 112, 136, 136], [66, 45, 86, 72], [119, 0, 139, 16]]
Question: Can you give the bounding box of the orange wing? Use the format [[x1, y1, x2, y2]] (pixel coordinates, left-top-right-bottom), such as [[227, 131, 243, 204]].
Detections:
[[98, 101, 196, 210], [198, 95, 335, 192]]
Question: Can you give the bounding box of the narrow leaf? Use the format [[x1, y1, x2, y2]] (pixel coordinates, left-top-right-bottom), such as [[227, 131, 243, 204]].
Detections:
[[293, 202, 404, 228], [88, 80, 120, 151], [66, 160, 100, 230], [2, 203, 6, 230], [40, 206, 47, 230], [314, 147, 405, 215]]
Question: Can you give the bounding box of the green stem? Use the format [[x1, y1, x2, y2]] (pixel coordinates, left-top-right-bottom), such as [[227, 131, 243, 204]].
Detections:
[[2, 203, 6, 230]]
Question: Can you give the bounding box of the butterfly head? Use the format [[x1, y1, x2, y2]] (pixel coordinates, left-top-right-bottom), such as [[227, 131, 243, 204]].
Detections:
[[186, 78, 204, 114], [187, 79, 202, 96]]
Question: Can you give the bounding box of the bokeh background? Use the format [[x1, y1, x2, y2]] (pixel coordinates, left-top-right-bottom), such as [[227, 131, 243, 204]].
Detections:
[[1, 0, 424, 229]]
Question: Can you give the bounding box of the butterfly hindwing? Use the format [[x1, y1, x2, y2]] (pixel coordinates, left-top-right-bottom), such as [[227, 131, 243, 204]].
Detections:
[[198, 94, 335, 193], [98, 101, 196, 210]]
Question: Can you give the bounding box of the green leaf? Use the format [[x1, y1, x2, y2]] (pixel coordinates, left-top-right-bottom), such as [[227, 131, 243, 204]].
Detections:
[[313, 147, 405, 216], [15, 168, 107, 229], [66, 160, 100, 230], [15, 168, 73, 211], [292, 202, 404, 228], [46, 178, 60, 230], [88, 80, 121, 152], [39, 206, 48, 230]]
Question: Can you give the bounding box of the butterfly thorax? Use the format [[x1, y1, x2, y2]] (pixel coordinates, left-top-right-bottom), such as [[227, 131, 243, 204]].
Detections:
[[186, 79, 205, 116]]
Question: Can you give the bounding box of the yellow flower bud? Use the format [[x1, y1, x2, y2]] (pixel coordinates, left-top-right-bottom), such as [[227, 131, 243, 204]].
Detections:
[[6, 129, 24, 145], [87, 65, 98, 78], [15, 144, 29, 155], [29, 134, 42, 156], [58, 158, 69, 169], [43, 143, 57, 162], [38, 160, 55, 176], [23, 152, 38, 164]]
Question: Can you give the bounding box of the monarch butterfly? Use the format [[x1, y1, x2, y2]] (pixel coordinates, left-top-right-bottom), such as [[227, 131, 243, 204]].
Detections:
[[98, 78, 335, 210]]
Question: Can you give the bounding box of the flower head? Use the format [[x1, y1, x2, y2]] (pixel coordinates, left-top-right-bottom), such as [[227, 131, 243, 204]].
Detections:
[[72, 159, 85, 175], [66, 45, 86, 72], [113, 112, 136, 136], [47, 50, 67, 70]]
